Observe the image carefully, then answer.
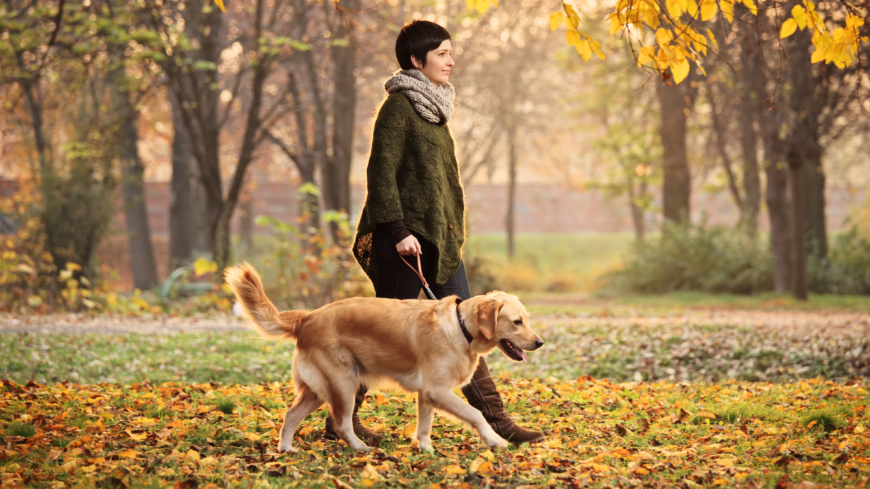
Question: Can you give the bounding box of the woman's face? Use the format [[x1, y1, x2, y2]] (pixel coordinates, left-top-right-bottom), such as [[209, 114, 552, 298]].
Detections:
[[411, 39, 454, 86]]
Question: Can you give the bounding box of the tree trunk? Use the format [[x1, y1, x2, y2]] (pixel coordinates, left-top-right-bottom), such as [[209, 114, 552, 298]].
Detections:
[[324, 0, 358, 239], [784, 27, 817, 300], [239, 193, 254, 251], [737, 4, 761, 238], [628, 179, 645, 242], [506, 123, 517, 259], [802, 149, 828, 259], [169, 91, 195, 269], [765, 160, 792, 293], [787, 152, 808, 299], [109, 61, 158, 290], [656, 79, 692, 224]]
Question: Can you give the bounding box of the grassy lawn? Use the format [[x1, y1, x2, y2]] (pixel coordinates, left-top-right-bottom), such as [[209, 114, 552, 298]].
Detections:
[[464, 232, 634, 292]]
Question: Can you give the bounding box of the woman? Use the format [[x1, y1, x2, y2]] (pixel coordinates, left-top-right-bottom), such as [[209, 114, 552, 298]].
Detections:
[[327, 20, 544, 446]]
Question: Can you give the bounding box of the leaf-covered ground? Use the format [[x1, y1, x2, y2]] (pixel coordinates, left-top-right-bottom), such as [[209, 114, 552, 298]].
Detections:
[[1, 378, 869, 488], [2, 301, 869, 487]]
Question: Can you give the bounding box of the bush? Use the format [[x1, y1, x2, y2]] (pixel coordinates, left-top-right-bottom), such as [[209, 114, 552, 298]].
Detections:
[[809, 226, 870, 294], [255, 211, 372, 310], [463, 250, 499, 296], [602, 222, 773, 295]]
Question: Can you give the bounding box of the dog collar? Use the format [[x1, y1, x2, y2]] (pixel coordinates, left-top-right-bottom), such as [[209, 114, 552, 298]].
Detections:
[[455, 298, 473, 344]]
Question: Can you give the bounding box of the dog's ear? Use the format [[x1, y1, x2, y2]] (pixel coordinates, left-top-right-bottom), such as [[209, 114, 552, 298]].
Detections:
[[473, 298, 503, 340]]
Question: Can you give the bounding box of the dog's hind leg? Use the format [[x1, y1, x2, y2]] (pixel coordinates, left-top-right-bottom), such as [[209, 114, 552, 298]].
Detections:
[[424, 388, 509, 449], [416, 393, 436, 452], [278, 383, 324, 453], [326, 379, 371, 452]]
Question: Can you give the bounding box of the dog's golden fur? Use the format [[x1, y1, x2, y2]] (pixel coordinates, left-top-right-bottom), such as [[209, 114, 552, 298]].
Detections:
[[224, 262, 543, 452]]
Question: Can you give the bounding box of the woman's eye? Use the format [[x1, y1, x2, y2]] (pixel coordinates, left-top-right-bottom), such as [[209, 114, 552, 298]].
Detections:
[[513, 319, 522, 325]]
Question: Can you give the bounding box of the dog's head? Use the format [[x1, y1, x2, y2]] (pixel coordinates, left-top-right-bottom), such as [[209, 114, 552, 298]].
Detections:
[[465, 291, 543, 362]]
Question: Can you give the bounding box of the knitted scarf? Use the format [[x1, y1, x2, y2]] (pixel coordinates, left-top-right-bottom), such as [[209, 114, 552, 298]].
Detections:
[[384, 69, 454, 124]]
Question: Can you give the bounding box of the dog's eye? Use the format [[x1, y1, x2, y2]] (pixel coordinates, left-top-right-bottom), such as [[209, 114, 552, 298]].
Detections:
[[513, 319, 523, 325]]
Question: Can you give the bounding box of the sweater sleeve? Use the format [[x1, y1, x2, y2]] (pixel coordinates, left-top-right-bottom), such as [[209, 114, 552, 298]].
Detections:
[[365, 96, 409, 225]]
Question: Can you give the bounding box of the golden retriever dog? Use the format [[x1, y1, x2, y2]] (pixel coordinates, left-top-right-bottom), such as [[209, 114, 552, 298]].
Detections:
[[224, 262, 543, 452]]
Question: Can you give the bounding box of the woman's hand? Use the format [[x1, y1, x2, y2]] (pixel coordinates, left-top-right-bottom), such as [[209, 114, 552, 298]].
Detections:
[[396, 235, 422, 256]]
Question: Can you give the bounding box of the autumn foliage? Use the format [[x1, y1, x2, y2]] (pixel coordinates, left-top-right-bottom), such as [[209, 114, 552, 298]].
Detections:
[[1, 377, 869, 487]]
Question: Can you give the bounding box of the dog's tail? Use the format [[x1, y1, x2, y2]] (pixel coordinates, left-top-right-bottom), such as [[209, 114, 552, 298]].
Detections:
[[224, 262, 306, 339]]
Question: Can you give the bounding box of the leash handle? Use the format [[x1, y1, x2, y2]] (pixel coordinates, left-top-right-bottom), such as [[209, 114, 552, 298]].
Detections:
[[400, 252, 437, 300]]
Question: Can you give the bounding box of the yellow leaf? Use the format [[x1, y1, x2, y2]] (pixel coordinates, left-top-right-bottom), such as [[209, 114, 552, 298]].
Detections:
[[476, 461, 494, 476], [855, 425, 866, 434], [609, 13, 623, 35], [637, 46, 656, 66], [481, 449, 495, 461], [443, 464, 466, 475], [781, 19, 798, 39], [700, 0, 718, 21], [549, 12, 564, 31], [707, 29, 718, 49], [720, 0, 733, 22], [66, 262, 82, 272], [401, 424, 417, 437], [697, 410, 717, 420], [717, 457, 736, 466], [591, 40, 605, 60], [475, 0, 490, 14], [465, 0, 475, 9], [118, 449, 138, 459], [671, 59, 690, 84], [741, 0, 757, 16], [244, 432, 261, 442], [566, 30, 581, 46], [213, 0, 226, 12], [360, 464, 380, 481], [185, 450, 201, 463], [193, 257, 217, 277], [793, 5, 807, 29], [576, 40, 592, 61], [655, 28, 673, 46]]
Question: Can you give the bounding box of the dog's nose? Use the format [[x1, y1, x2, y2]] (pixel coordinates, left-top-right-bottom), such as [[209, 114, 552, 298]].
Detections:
[[533, 339, 544, 350]]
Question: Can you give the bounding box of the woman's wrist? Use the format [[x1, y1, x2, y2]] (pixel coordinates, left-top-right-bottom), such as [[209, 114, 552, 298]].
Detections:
[[377, 219, 412, 245]]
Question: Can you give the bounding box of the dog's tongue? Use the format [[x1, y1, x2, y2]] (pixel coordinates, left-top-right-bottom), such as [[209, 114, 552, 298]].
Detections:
[[519, 349, 527, 362]]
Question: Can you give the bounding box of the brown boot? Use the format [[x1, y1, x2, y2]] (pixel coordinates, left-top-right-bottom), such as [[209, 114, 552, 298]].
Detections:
[[324, 385, 384, 447], [461, 358, 545, 445]]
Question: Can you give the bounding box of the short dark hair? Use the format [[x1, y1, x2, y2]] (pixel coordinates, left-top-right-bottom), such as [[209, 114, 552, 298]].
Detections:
[[395, 20, 451, 70]]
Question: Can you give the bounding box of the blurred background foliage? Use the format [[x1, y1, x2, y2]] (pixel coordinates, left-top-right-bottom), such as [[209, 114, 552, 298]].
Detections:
[[1, 0, 869, 315]]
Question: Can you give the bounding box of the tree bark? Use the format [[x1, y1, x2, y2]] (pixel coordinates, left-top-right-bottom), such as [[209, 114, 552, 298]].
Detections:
[[506, 123, 517, 259], [109, 59, 158, 290], [168, 91, 195, 269], [656, 79, 692, 224], [802, 149, 828, 259], [784, 27, 817, 300], [628, 178, 646, 242], [324, 0, 358, 239]]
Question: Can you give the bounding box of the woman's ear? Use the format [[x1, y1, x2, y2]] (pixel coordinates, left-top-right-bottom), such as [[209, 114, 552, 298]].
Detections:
[[472, 298, 503, 340], [410, 55, 421, 69]]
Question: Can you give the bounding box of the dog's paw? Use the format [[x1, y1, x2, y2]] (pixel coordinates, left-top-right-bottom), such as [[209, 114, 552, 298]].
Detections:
[[278, 445, 298, 453], [485, 436, 509, 449], [354, 445, 373, 453], [417, 439, 433, 453]]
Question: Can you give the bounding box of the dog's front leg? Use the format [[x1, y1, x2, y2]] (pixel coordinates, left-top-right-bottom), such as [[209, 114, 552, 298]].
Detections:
[[425, 388, 509, 449], [278, 384, 324, 452], [416, 393, 436, 452]]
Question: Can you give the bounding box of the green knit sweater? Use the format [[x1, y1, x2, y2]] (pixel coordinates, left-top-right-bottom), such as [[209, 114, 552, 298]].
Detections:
[[353, 92, 466, 285]]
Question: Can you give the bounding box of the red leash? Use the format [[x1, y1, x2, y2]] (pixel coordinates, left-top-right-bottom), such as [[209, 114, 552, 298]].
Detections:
[[400, 252, 437, 300]]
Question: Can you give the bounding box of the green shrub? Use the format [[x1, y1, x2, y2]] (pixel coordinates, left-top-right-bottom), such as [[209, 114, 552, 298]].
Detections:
[[254, 197, 372, 310], [4, 421, 36, 438], [463, 251, 499, 296], [809, 226, 870, 295], [602, 222, 773, 294]]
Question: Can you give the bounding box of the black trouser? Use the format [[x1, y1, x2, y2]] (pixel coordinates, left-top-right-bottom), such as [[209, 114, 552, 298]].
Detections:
[[371, 230, 471, 301]]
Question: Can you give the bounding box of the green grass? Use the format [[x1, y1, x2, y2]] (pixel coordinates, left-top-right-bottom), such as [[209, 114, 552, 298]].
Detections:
[[4, 420, 36, 438], [801, 407, 851, 432], [464, 232, 634, 292]]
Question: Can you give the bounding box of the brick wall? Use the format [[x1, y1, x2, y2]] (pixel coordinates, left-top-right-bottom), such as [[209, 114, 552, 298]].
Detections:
[[134, 182, 864, 236]]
